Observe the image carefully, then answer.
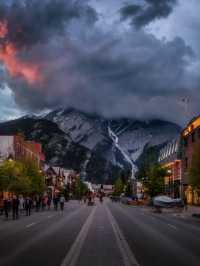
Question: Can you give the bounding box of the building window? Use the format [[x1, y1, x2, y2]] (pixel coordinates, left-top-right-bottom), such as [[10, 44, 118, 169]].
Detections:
[[198, 128, 200, 139], [183, 137, 188, 147], [191, 132, 195, 143]]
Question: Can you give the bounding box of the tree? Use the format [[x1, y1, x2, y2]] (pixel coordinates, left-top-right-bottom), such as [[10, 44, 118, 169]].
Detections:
[[189, 143, 200, 198], [125, 180, 133, 197], [144, 164, 166, 198], [72, 176, 88, 199], [136, 146, 161, 180], [113, 177, 124, 196], [24, 160, 45, 194], [0, 160, 31, 195], [0, 160, 14, 191], [9, 175, 31, 195], [0, 159, 45, 195]]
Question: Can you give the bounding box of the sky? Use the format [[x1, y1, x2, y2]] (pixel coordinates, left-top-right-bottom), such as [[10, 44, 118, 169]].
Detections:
[[0, 0, 200, 125]]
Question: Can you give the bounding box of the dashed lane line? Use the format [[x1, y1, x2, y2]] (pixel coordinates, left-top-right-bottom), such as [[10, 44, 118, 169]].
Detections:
[[26, 222, 36, 228], [167, 223, 178, 230], [105, 205, 140, 266], [60, 206, 97, 266], [47, 215, 55, 218]]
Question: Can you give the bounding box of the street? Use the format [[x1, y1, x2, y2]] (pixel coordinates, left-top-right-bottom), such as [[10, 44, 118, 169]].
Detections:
[[0, 200, 200, 266]]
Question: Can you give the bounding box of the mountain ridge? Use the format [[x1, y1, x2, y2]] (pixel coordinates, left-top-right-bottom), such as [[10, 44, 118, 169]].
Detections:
[[0, 109, 181, 183]]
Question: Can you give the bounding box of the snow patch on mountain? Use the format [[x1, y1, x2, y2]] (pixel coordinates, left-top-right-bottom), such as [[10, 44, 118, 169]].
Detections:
[[45, 109, 181, 176], [46, 109, 106, 150], [108, 126, 137, 179]]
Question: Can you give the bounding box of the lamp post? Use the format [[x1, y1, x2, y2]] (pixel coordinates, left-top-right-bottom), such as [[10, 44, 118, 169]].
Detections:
[[167, 169, 172, 197]]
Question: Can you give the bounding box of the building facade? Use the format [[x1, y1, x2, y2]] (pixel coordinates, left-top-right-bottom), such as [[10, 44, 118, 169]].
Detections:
[[181, 116, 200, 204], [0, 135, 45, 167], [44, 166, 75, 196], [158, 138, 182, 198]]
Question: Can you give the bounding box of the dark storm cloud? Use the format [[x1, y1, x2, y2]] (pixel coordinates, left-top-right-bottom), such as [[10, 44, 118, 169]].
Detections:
[[120, 0, 178, 27], [0, 0, 199, 125], [0, 0, 98, 48], [5, 27, 195, 124]]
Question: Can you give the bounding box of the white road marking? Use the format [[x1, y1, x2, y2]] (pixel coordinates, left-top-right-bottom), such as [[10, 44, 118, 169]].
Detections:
[[105, 205, 140, 266], [60, 206, 97, 266], [167, 223, 177, 230], [26, 222, 36, 228], [47, 215, 54, 218]]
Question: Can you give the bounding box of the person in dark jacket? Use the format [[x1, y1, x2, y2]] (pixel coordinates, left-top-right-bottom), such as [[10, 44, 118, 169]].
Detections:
[[3, 197, 10, 219], [35, 195, 41, 212], [47, 196, 52, 210], [60, 195, 65, 211], [183, 194, 188, 211], [12, 195, 19, 220], [25, 197, 32, 216], [53, 195, 59, 211]]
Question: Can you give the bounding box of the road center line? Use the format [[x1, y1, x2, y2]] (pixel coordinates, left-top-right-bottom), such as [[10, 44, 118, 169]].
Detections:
[[167, 223, 177, 230], [26, 222, 36, 228], [105, 205, 140, 266], [60, 206, 97, 266]]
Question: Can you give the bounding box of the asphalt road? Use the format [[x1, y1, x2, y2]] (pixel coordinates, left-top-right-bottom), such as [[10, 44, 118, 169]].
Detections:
[[0, 199, 200, 266]]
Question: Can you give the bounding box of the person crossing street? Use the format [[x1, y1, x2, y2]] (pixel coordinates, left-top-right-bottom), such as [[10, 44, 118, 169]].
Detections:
[[3, 197, 10, 220], [25, 197, 32, 216], [60, 195, 65, 211], [12, 195, 19, 220]]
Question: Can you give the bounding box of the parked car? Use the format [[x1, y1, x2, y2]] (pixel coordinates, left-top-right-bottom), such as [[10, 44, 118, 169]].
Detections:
[[120, 196, 133, 205], [153, 196, 184, 208], [110, 196, 121, 202]]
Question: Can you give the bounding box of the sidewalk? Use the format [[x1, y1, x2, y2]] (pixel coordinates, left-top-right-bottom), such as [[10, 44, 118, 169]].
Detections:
[[168, 205, 200, 222], [137, 204, 200, 220], [186, 205, 200, 214], [182, 205, 200, 218]]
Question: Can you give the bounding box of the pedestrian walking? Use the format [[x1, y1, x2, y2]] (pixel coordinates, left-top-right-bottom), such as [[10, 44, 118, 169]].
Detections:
[[25, 197, 32, 216], [0, 198, 4, 215], [83, 195, 87, 204], [53, 195, 59, 211], [35, 195, 41, 212], [60, 195, 65, 211], [42, 196, 47, 211], [3, 197, 10, 219], [19, 195, 25, 215], [12, 195, 19, 220], [47, 195, 52, 210], [183, 194, 188, 211]]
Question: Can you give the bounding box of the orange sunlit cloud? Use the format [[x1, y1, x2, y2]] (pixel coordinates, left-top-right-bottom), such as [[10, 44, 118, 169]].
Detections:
[[0, 21, 43, 85]]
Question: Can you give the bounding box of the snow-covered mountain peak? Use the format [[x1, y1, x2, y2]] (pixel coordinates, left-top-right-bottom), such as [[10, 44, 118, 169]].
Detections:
[[45, 108, 181, 172]]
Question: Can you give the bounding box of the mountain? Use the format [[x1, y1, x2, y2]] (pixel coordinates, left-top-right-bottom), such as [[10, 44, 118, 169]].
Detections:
[[45, 108, 181, 178], [0, 117, 124, 183], [0, 109, 181, 183], [0, 118, 89, 171]]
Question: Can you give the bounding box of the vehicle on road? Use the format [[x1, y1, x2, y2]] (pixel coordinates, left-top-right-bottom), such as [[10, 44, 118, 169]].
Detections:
[[120, 196, 133, 205], [153, 196, 184, 208], [110, 196, 120, 202]]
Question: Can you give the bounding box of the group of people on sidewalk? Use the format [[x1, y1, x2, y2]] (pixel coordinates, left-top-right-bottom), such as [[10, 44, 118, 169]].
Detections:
[[0, 194, 66, 220]]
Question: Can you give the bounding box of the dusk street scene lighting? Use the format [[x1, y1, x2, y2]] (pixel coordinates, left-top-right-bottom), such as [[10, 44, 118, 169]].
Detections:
[[0, 1, 200, 266]]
